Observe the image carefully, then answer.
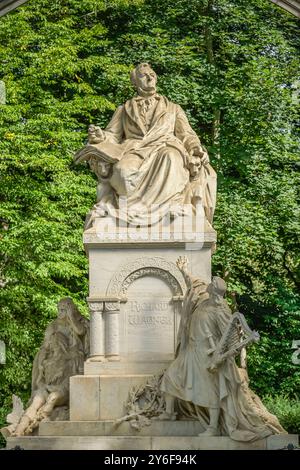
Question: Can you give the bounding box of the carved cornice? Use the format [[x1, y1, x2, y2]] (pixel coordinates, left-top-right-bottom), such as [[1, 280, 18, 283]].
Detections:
[[88, 301, 104, 313], [87, 298, 120, 313]]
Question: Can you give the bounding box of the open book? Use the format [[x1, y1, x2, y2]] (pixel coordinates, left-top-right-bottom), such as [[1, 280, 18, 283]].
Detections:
[[74, 142, 123, 165]]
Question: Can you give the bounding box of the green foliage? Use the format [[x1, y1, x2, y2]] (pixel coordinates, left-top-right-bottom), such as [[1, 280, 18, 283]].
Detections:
[[0, 0, 299, 439], [263, 395, 300, 434]]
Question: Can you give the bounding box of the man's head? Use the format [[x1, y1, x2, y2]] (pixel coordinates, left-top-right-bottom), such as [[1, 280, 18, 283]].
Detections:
[[57, 297, 74, 320], [206, 276, 227, 300], [130, 63, 157, 95]]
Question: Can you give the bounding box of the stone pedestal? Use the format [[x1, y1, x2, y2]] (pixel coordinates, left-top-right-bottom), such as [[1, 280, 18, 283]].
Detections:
[[69, 218, 216, 422]]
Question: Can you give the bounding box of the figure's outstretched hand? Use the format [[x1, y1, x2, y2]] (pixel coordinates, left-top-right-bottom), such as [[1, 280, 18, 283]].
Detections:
[[176, 256, 189, 273], [88, 124, 105, 144]]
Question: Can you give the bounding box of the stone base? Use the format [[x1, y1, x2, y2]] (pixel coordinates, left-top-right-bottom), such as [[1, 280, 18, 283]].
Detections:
[[6, 434, 299, 450], [39, 420, 206, 436], [70, 374, 153, 420]]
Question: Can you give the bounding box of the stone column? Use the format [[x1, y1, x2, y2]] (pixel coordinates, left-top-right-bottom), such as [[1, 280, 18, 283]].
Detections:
[[105, 301, 120, 361], [87, 300, 105, 361], [172, 295, 184, 352]]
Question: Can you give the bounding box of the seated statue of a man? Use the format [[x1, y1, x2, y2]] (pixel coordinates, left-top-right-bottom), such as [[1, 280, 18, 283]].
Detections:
[[76, 63, 216, 227]]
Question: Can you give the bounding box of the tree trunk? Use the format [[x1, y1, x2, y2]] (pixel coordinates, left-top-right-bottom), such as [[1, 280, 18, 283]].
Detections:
[[204, 0, 221, 159]]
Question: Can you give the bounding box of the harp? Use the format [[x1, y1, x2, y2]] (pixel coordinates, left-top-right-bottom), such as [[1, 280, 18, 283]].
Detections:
[[210, 312, 260, 367]]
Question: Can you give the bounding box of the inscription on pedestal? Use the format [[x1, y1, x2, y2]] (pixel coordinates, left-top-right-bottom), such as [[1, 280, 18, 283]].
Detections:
[[128, 300, 172, 327], [124, 277, 176, 361]]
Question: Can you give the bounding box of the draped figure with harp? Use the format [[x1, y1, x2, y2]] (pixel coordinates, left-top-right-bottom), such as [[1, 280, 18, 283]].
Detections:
[[160, 257, 285, 441]]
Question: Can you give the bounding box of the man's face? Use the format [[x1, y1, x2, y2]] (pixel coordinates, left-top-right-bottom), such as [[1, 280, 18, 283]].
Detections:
[[58, 305, 68, 320], [135, 67, 157, 93]]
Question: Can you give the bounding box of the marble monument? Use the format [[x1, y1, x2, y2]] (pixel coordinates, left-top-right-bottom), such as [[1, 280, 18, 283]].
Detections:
[[2, 63, 295, 450]]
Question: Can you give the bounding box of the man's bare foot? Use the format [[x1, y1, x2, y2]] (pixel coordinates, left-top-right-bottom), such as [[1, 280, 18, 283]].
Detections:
[[12, 414, 32, 437], [12, 424, 27, 437]]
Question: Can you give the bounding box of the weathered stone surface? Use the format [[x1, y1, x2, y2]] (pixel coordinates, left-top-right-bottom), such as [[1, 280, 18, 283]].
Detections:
[[84, 361, 170, 376], [151, 436, 266, 451], [266, 433, 299, 450], [7, 434, 298, 450], [6, 436, 151, 450], [70, 375, 153, 420], [69, 376, 100, 421]]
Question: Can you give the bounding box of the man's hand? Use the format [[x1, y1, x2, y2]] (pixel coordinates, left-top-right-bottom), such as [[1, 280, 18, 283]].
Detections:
[[208, 364, 218, 373], [208, 351, 224, 373], [176, 256, 189, 273], [88, 124, 105, 144]]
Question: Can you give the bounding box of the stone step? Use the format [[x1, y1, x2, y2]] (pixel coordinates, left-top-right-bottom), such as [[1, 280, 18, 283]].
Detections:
[[6, 434, 298, 451], [39, 420, 205, 437]]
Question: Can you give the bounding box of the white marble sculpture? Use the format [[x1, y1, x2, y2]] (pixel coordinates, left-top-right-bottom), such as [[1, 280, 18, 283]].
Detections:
[[160, 257, 286, 442], [75, 63, 216, 228], [1, 298, 89, 438]]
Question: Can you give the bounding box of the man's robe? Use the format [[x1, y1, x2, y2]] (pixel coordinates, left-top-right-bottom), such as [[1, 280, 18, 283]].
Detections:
[[92, 94, 215, 224]]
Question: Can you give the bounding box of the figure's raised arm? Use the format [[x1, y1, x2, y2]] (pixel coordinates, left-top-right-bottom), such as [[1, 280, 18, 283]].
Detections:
[[176, 256, 193, 289]]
